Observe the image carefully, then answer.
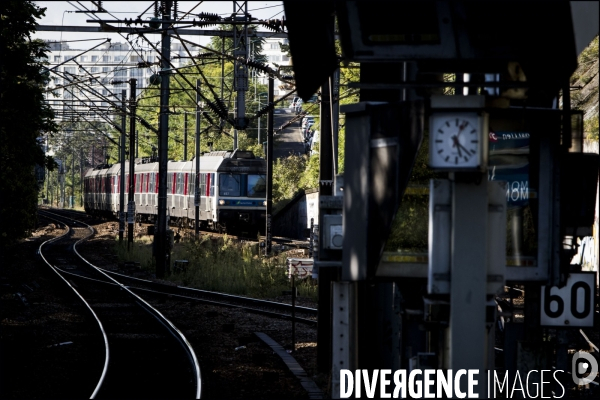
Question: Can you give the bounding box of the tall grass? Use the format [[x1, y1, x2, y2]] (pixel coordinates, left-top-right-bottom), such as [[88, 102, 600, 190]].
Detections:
[[115, 234, 318, 301]]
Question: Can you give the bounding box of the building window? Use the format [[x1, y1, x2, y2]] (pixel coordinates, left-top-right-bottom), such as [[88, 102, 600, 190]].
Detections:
[[92, 55, 98, 62], [282, 55, 289, 62], [80, 56, 87, 62], [91, 67, 99, 73], [270, 43, 279, 49], [54, 55, 60, 62], [114, 55, 124, 62], [102, 55, 109, 62]]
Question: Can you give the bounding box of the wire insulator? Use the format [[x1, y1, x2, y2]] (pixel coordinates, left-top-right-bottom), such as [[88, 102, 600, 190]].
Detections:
[[197, 12, 222, 22]]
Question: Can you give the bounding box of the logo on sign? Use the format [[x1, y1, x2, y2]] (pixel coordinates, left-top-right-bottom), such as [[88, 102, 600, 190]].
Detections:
[[572, 351, 599, 386]]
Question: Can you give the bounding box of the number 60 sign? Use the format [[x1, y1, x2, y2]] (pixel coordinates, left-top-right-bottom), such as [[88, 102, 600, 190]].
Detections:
[[540, 272, 596, 327]]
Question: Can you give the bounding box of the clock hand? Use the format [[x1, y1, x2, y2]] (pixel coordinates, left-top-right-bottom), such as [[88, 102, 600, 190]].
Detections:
[[457, 142, 471, 156], [452, 136, 462, 157]]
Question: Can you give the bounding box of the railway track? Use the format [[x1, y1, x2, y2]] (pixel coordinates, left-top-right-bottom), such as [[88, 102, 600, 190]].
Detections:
[[37, 210, 202, 399], [42, 207, 317, 325]]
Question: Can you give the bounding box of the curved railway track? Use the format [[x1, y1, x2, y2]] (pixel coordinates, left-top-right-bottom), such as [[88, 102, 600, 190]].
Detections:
[[42, 207, 317, 325], [38, 210, 202, 399]]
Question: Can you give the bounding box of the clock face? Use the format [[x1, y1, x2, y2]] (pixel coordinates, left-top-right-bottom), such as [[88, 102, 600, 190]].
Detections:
[[429, 112, 484, 170]]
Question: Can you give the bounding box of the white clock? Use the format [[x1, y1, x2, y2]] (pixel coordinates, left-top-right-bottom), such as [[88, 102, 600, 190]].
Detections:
[[429, 111, 488, 171]]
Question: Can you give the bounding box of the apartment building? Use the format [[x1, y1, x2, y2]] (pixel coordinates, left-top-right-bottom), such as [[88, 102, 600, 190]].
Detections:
[[44, 41, 187, 121]]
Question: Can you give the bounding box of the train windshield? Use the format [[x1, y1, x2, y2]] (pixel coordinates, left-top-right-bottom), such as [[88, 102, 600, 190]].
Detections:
[[219, 174, 241, 196], [247, 174, 266, 197]]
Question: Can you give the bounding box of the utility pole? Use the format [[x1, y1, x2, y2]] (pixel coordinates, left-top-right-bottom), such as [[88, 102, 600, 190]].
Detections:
[[71, 146, 75, 208], [316, 72, 335, 373], [194, 79, 201, 238], [128, 78, 137, 248], [184, 112, 188, 160], [155, 1, 172, 278], [233, 1, 249, 148], [265, 76, 274, 254], [119, 90, 126, 244], [79, 147, 83, 207]]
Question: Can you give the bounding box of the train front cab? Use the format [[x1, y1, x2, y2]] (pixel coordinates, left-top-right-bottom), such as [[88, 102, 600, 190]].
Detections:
[[215, 164, 267, 234]]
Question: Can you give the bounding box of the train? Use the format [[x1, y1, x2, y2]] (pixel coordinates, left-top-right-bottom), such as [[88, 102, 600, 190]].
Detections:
[[83, 150, 267, 235]]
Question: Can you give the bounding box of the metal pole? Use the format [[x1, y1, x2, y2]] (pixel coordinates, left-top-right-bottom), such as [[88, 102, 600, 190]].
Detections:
[[79, 147, 83, 207], [128, 78, 137, 249], [292, 274, 296, 352], [119, 90, 126, 244], [71, 147, 75, 208], [155, 1, 172, 278], [317, 74, 334, 373], [184, 112, 188, 160], [46, 135, 49, 201], [233, 1, 249, 144], [265, 76, 274, 254], [195, 79, 201, 238]]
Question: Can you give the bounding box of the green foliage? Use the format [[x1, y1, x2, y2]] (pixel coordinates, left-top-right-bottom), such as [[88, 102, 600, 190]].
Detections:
[[272, 153, 308, 203], [385, 136, 437, 252], [131, 57, 269, 162], [578, 35, 598, 66], [118, 234, 317, 300], [584, 115, 599, 141], [1, 1, 57, 245]]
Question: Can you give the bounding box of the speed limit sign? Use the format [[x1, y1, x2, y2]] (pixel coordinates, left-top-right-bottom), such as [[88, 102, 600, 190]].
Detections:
[[540, 272, 596, 327]]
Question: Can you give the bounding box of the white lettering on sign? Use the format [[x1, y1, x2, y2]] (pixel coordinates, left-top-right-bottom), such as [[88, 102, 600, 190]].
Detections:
[[501, 132, 530, 140], [506, 181, 528, 202]]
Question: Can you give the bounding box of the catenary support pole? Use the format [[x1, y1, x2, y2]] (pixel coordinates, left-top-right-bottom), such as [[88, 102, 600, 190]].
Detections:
[[195, 79, 201, 238], [265, 76, 274, 255], [317, 75, 334, 373], [155, 1, 172, 278], [184, 112, 188, 161], [128, 78, 137, 249], [119, 90, 126, 244]]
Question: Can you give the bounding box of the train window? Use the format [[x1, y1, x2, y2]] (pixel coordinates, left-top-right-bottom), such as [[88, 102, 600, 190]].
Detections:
[[189, 173, 195, 196], [149, 173, 155, 193], [219, 174, 241, 197], [200, 173, 206, 196], [247, 174, 266, 197], [167, 173, 173, 192], [209, 173, 214, 196], [176, 173, 184, 194]]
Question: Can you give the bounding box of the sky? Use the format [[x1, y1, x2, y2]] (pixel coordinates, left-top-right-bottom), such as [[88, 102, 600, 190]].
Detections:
[[33, 1, 285, 47]]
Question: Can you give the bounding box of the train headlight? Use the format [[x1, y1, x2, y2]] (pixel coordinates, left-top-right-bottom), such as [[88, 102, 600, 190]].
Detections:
[[219, 199, 226, 205], [263, 200, 267, 206]]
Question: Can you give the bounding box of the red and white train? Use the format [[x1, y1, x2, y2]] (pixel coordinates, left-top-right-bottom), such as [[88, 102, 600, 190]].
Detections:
[[83, 150, 267, 234]]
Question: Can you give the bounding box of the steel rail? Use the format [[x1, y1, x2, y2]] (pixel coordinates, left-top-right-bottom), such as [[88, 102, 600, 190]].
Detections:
[[97, 267, 318, 315], [37, 212, 109, 399], [40, 210, 203, 399]]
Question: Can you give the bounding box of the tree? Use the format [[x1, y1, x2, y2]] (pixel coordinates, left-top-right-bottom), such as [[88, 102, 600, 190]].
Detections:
[[0, 1, 57, 245]]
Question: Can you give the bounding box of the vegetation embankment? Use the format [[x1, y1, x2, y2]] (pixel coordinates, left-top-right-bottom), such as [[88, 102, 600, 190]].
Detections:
[[116, 234, 318, 301]]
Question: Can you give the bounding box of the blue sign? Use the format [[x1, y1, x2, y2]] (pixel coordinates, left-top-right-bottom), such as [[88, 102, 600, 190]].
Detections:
[[488, 131, 530, 209]]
